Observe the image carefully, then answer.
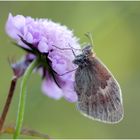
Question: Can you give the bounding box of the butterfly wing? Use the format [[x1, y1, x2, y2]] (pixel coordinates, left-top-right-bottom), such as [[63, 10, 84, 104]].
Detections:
[[75, 56, 123, 123]]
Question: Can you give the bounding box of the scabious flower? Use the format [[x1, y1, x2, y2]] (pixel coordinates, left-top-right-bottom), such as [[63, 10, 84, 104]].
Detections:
[[6, 13, 81, 102]]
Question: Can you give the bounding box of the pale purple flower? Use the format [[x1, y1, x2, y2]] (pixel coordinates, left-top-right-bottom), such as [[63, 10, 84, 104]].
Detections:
[[9, 57, 30, 78], [6, 13, 81, 102]]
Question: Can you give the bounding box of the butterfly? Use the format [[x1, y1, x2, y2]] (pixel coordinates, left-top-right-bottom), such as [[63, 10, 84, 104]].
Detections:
[[73, 43, 124, 123]]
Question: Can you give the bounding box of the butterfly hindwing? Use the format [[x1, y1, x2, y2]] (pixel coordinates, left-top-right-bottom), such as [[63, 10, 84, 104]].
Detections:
[[75, 56, 123, 123]]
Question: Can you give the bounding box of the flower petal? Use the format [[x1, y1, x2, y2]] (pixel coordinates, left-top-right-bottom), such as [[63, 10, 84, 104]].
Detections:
[[62, 82, 78, 102], [38, 40, 49, 53], [5, 13, 22, 40], [42, 72, 63, 100], [63, 91, 78, 103]]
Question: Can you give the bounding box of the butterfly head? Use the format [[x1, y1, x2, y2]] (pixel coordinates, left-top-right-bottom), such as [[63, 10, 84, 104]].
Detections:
[[73, 45, 93, 66]]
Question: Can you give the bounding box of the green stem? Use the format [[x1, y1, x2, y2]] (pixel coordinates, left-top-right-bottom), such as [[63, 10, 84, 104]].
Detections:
[[13, 58, 39, 139]]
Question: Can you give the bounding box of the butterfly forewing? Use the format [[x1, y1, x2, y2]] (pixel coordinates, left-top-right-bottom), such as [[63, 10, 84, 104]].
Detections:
[[75, 56, 123, 123]]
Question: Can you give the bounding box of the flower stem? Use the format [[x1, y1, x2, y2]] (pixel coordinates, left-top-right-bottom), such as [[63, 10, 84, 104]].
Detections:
[[0, 76, 17, 132], [13, 59, 39, 139]]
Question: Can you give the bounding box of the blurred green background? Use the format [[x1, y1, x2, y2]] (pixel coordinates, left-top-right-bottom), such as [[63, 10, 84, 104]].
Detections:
[[0, 1, 140, 139]]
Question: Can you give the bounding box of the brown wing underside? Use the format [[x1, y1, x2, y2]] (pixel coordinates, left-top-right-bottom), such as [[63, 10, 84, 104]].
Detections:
[[75, 57, 123, 123]]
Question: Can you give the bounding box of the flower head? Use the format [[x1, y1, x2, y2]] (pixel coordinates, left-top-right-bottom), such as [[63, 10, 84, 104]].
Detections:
[[6, 13, 81, 102]]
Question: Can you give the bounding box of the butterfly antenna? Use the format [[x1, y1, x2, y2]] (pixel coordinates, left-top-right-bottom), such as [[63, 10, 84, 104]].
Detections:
[[85, 32, 94, 47], [52, 44, 78, 57], [52, 45, 71, 50]]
